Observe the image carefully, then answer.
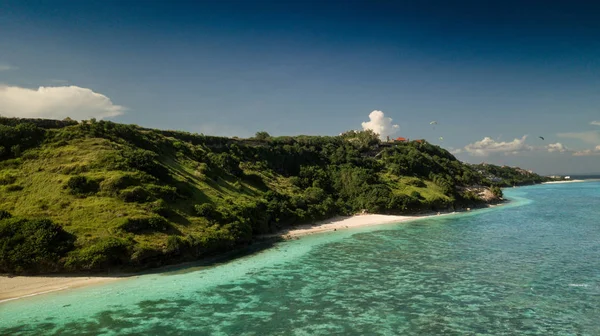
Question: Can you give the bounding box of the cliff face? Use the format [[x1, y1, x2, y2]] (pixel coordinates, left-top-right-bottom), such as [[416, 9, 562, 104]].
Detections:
[[480, 188, 502, 203], [0, 118, 542, 274], [469, 187, 502, 203], [456, 185, 503, 207]]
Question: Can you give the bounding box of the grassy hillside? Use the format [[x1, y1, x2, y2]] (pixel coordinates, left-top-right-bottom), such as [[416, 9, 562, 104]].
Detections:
[[0, 118, 547, 274]]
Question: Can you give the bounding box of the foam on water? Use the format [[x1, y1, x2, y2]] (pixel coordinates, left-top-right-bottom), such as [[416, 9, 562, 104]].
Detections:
[[1, 182, 599, 335]]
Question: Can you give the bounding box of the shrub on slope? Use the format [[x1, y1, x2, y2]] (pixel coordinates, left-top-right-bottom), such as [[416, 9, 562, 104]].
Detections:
[[0, 217, 75, 274]]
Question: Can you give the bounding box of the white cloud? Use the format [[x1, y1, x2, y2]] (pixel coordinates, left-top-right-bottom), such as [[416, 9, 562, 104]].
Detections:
[[573, 150, 597, 156], [0, 85, 125, 120], [449, 148, 463, 155], [0, 64, 17, 71], [361, 110, 399, 140], [546, 142, 568, 153], [573, 145, 600, 156], [590, 121, 600, 126], [464, 135, 531, 157], [557, 131, 600, 145]]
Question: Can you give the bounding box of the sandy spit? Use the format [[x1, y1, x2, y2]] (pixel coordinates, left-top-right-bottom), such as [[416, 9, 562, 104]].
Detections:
[[261, 208, 487, 239], [542, 180, 586, 184], [0, 276, 121, 303]]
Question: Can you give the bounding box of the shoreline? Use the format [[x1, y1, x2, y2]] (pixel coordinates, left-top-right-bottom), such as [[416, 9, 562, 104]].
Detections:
[[0, 276, 121, 304], [262, 204, 500, 239], [262, 214, 424, 239], [0, 204, 500, 304], [542, 179, 586, 184]]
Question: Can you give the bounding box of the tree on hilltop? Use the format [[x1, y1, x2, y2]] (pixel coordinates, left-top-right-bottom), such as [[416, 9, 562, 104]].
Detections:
[[255, 131, 271, 140]]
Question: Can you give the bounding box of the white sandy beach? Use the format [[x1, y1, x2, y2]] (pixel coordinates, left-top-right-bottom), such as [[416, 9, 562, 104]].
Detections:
[[542, 180, 586, 184], [266, 211, 465, 238], [0, 276, 120, 303], [279, 214, 422, 237]]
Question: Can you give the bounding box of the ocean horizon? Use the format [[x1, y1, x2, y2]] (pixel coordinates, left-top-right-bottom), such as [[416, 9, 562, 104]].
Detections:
[[1, 182, 599, 335]]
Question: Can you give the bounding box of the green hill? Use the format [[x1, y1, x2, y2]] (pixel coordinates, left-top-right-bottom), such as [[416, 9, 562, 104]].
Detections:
[[0, 118, 547, 274]]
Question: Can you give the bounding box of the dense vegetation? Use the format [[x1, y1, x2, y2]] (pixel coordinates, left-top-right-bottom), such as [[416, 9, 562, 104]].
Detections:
[[471, 163, 547, 187], [0, 117, 547, 274]]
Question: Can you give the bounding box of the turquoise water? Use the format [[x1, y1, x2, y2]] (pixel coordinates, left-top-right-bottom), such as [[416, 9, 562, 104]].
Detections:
[[2, 182, 600, 335]]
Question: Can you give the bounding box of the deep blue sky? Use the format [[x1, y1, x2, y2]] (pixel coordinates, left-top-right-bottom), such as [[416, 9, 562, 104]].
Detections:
[[1, 0, 600, 174]]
